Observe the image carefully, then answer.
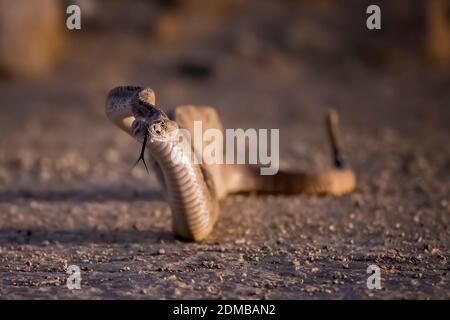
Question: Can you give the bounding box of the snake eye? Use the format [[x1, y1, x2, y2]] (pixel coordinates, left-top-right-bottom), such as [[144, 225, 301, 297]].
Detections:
[[132, 123, 138, 135]]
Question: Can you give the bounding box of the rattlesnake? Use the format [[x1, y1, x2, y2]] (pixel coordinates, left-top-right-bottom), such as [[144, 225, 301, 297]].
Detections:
[[105, 86, 356, 241]]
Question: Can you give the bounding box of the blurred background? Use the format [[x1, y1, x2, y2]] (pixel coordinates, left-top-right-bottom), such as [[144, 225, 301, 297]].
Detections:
[[0, 0, 449, 299], [0, 0, 449, 190]]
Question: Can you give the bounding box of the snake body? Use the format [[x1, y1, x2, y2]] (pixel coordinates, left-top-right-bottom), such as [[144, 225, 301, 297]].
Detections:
[[144, 129, 218, 241], [106, 86, 356, 241]]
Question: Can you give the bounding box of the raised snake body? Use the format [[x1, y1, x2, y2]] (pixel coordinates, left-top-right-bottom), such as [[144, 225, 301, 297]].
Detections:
[[106, 86, 356, 241]]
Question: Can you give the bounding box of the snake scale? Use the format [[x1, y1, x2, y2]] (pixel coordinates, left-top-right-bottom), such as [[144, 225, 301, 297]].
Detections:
[[105, 86, 356, 241]]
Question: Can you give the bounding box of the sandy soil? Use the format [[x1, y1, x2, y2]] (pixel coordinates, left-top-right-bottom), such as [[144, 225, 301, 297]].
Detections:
[[0, 2, 449, 299]]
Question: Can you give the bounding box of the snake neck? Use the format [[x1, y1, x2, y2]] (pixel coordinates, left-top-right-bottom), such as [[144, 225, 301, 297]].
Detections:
[[147, 138, 218, 241]]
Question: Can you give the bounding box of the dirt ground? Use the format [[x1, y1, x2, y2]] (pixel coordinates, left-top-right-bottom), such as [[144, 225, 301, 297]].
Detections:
[[0, 2, 449, 299]]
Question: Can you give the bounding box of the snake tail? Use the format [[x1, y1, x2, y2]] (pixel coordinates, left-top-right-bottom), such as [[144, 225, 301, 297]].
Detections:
[[224, 109, 356, 196]]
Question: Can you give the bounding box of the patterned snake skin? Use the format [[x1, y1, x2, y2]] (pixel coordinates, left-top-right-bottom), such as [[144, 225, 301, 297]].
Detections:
[[105, 86, 356, 241]]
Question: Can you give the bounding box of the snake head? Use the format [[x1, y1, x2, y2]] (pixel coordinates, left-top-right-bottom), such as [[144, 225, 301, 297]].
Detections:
[[131, 88, 179, 144]]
